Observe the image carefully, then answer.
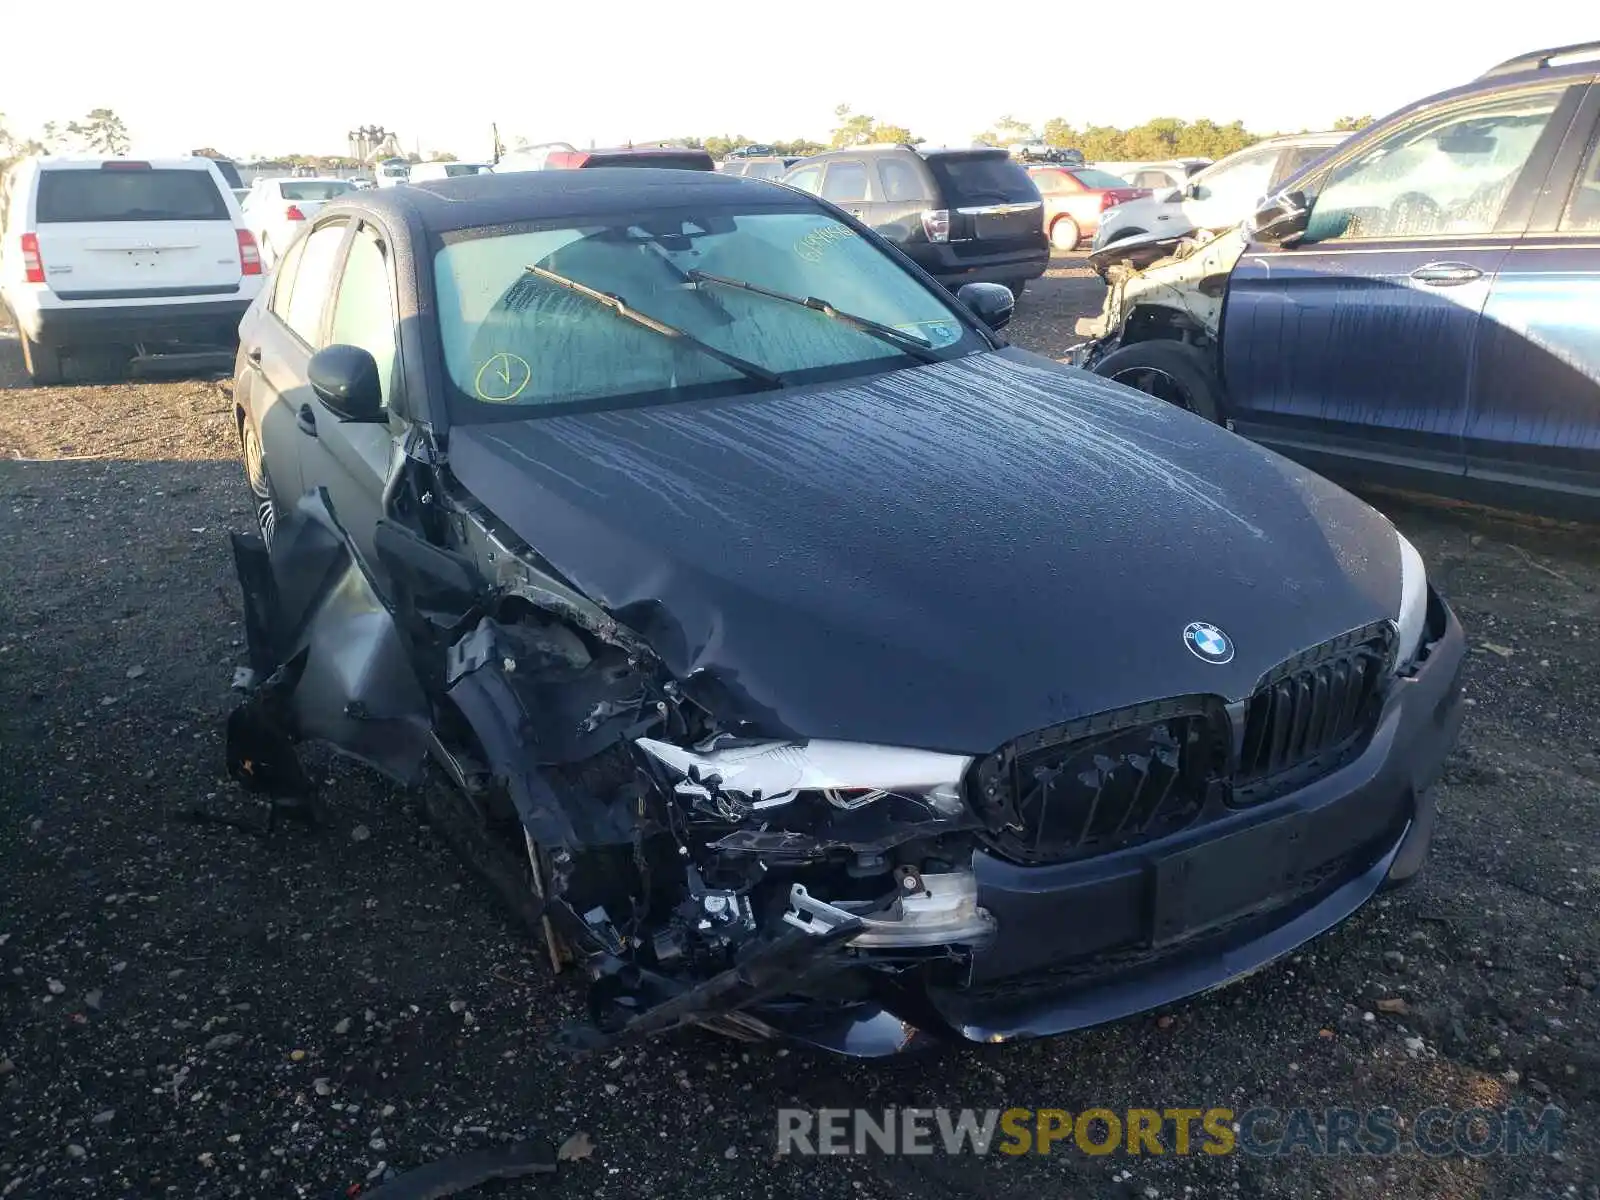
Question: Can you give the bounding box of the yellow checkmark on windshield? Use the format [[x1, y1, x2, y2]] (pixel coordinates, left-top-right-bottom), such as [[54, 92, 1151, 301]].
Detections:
[[473, 352, 532, 402]]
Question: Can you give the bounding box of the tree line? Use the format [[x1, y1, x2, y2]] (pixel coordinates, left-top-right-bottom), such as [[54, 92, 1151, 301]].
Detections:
[[680, 107, 1376, 164], [1, 108, 131, 165], [4, 104, 1379, 178]]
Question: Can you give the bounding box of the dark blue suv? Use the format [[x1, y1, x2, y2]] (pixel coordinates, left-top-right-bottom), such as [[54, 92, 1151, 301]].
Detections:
[[1081, 41, 1600, 518]]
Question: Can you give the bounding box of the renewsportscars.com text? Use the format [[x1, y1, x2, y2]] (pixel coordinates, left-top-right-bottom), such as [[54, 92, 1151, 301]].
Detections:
[[776, 1106, 1564, 1158]]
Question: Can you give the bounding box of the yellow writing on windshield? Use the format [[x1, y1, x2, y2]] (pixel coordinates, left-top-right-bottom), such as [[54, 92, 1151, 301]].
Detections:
[[473, 352, 532, 403], [794, 224, 857, 263]]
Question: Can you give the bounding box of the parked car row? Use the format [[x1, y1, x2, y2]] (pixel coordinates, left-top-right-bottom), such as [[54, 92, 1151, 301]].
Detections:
[[776, 144, 1050, 296], [1076, 40, 1600, 519]]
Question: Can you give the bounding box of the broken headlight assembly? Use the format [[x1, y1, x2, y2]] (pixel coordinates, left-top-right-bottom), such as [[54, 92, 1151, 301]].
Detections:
[[622, 736, 996, 961], [635, 737, 971, 820], [1394, 531, 1428, 670]]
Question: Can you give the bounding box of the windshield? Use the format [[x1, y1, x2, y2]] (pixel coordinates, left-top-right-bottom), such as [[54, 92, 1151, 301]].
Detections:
[[434, 206, 984, 419], [1069, 168, 1132, 190], [279, 180, 355, 201]]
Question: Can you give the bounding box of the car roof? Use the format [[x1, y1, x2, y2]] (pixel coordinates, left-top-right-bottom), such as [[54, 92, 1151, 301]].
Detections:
[[30, 156, 216, 170], [1246, 131, 1348, 148], [1365, 44, 1600, 133], [338, 168, 805, 233]]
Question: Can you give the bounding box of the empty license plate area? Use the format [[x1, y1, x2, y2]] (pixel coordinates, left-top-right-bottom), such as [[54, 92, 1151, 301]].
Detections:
[[1149, 816, 1305, 947]]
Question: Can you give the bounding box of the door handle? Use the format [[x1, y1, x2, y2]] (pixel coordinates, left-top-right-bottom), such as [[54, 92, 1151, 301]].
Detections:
[[245, 346, 263, 365], [296, 403, 318, 438], [1410, 262, 1483, 286]]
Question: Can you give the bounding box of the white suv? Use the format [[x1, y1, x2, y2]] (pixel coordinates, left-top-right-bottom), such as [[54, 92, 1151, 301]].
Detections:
[[0, 156, 264, 384]]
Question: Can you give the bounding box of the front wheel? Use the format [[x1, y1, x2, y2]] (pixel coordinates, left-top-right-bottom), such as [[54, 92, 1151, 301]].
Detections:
[[1092, 340, 1221, 423], [239, 420, 281, 545]]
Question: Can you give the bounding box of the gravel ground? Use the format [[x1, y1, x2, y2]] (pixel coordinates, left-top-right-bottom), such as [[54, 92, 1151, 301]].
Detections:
[[2, 259, 1597, 1200]]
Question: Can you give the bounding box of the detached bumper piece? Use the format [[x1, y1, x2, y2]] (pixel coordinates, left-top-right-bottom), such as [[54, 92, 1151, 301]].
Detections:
[[226, 491, 434, 794]]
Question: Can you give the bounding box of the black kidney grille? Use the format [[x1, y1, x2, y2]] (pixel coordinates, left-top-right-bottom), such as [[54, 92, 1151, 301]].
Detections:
[[1234, 622, 1395, 804], [969, 699, 1227, 865]]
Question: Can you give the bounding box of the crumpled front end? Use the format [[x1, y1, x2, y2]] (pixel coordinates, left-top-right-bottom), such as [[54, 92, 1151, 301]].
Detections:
[[1070, 227, 1248, 372], [223, 486, 1019, 1056], [223, 363, 1459, 1058]]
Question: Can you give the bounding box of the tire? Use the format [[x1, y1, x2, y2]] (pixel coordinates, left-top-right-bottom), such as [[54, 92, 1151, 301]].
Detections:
[[1092, 339, 1222, 423], [20, 332, 63, 386], [1049, 216, 1081, 252], [239, 419, 282, 546]]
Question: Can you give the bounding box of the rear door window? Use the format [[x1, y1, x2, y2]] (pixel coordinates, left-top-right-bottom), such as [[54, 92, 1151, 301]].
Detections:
[[821, 161, 870, 203], [878, 158, 928, 202], [269, 235, 307, 318], [35, 168, 229, 223], [784, 165, 824, 195], [1560, 123, 1600, 231], [924, 155, 1038, 204], [280, 222, 347, 345]]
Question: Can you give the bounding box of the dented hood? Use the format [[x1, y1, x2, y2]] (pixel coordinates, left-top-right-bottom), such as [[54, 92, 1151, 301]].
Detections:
[[447, 350, 1401, 754]]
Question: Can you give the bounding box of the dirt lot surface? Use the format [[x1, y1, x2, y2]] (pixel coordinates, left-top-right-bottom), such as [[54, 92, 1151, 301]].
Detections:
[[2, 258, 1598, 1200]]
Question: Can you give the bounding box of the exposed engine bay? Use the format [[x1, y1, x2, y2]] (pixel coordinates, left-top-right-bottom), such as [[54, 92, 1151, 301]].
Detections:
[[225, 445, 1005, 1055], [1071, 226, 1249, 373]]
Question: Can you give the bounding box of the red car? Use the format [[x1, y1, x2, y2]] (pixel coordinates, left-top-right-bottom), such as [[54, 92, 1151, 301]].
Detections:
[[1026, 166, 1150, 252], [546, 146, 714, 171]]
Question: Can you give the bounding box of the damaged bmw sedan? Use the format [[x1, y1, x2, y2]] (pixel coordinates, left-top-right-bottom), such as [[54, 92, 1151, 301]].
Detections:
[[227, 168, 1466, 1056]]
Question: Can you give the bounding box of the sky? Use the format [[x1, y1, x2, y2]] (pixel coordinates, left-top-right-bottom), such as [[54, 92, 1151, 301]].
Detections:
[[6, 1, 1596, 160]]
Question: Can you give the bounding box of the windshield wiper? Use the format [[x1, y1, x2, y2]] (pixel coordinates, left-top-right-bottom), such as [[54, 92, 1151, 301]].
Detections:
[[685, 270, 943, 364], [524, 264, 783, 388]]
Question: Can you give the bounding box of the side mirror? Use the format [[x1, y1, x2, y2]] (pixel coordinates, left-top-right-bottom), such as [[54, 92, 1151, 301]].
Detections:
[[1249, 189, 1310, 245], [956, 282, 1014, 331], [308, 344, 385, 421], [1157, 186, 1182, 204]]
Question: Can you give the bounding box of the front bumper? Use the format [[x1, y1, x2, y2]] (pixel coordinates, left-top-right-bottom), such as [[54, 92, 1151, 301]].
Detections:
[[767, 590, 1466, 1055]]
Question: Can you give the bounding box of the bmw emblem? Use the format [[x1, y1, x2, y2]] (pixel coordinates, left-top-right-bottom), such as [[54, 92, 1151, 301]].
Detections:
[[1183, 621, 1234, 664]]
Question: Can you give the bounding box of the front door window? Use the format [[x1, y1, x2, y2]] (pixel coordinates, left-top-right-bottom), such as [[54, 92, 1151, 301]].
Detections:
[[1304, 89, 1565, 242]]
